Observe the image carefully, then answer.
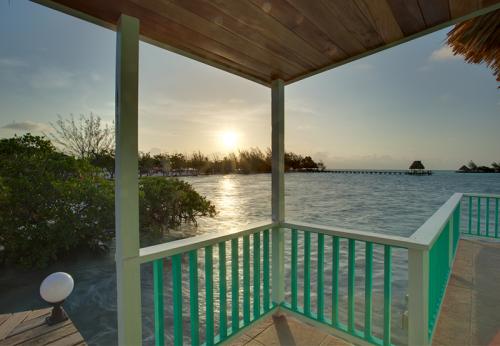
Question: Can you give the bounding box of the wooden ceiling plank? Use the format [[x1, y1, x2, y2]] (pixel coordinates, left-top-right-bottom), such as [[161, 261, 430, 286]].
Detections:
[[386, 0, 427, 35], [449, 0, 480, 17], [320, 0, 385, 50], [418, 0, 451, 26], [354, 0, 404, 43], [133, 0, 304, 77], [207, 0, 331, 67], [170, 0, 317, 71], [142, 20, 274, 83], [285, 0, 366, 56], [248, 0, 348, 61], [54, 0, 280, 81]]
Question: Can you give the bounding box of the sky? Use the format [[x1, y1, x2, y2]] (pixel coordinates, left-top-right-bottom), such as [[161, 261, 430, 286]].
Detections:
[[0, 1, 498, 170]]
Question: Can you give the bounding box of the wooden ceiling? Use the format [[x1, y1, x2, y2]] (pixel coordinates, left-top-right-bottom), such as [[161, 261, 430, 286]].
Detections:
[[35, 0, 500, 87]]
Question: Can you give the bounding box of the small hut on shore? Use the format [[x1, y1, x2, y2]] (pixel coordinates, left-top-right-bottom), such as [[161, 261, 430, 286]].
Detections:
[[407, 160, 432, 175], [457, 165, 470, 173]]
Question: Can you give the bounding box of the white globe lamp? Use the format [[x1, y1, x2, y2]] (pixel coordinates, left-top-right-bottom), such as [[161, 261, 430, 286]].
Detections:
[[40, 272, 74, 325]]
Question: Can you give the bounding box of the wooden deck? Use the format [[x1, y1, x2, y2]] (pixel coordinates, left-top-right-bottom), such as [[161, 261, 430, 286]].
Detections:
[[228, 313, 352, 346], [0, 308, 86, 346], [433, 238, 500, 346]]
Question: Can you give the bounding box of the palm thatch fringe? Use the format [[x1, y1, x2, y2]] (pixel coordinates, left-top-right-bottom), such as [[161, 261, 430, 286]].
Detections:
[[447, 10, 500, 87]]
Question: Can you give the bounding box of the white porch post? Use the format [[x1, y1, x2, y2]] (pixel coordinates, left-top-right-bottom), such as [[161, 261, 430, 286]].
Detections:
[[271, 79, 285, 306], [115, 14, 142, 346], [408, 248, 429, 346]]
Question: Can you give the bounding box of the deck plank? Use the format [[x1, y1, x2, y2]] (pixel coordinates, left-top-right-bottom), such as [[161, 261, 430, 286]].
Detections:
[[0, 308, 86, 346]]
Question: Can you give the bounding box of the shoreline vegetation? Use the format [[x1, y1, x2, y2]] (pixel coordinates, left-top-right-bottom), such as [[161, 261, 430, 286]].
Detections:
[[457, 161, 500, 173]]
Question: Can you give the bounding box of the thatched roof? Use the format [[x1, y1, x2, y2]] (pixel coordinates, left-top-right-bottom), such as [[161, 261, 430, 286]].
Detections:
[[447, 10, 500, 87], [409, 161, 425, 170], [458, 165, 470, 171]]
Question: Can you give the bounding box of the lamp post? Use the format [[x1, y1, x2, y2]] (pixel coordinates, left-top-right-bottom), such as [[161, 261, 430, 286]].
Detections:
[[39, 272, 74, 325]]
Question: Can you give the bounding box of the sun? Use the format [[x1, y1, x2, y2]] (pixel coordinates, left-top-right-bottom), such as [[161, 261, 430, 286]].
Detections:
[[220, 131, 238, 151]]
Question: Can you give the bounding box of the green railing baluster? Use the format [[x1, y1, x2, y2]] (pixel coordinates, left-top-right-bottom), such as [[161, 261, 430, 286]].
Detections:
[[383, 246, 392, 346], [153, 259, 164, 346], [231, 239, 239, 332], [364, 242, 373, 340], [243, 235, 250, 324], [495, 199, 499, 238], [189, 251, 199, 346], [304, 231, 311, 316], [317, 233, 325, 322], [172, 254, 183, 346], [253, 233, 261, 319], [219, 242, 227, 339], [205, 247, 214, 345], [263, 230, 270, 311], [477, 197, 481, 235], [291, 229, 298, 311], [468, 196, 472, 234], [332, 236, 340, 327], [486, 197, 490, 236], [348, 239, 355, 333]]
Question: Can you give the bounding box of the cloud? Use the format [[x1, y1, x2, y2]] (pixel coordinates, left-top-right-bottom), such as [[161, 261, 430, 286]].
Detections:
[[30, 67, 74, 89], [1, 121, 49, 132], [429, 46, 461, 62], [0, 58, 27, 68]]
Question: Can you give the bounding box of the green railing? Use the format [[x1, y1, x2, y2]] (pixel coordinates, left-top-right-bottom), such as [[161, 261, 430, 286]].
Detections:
[[139, 222, 276, 346], [462, 193, 500, 238], [135, 192, 500, 346], [281, 228, 395, 346]]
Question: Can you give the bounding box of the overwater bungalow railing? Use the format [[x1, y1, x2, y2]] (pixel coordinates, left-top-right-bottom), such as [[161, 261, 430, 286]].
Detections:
[[137, 192, 498, 346]]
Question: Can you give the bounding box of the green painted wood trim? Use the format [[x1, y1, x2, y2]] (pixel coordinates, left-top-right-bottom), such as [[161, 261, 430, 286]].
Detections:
[[291, 229, 298, 311], [348, 239, 355, 333], [231, 239, 240, 332], [468, 196, 472, 234], [486, 198, 490, 236], [243, 235, 251, 324], [364, 242, 373, 340], [477, 197, 481, 235], [304, 231, 311, 316], [332, 236, 340, 327], [189, 251, 200, 346], [263, 229, 270, 311], [253, 233, 261, 319], [205, 247, 214, 345], [383, 246, 392, 346], [172, 254, 183, 346], [153, 259, 165, 346], [317, 233, 325, 321], [495, 199, 499, 238], [219, 242, 227, 339]]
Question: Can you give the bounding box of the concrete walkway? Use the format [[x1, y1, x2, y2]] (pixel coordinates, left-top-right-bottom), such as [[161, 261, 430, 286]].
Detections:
[[228, 314, 351, 346], [433, 238, 500, 346]]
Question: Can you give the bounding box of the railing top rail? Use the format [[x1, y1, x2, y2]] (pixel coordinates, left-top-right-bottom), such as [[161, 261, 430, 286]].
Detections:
[[282, 221, 427, 250], [409, 192, 463, 248], [139, 220, 274, 264], [463, 192, 500, 199]]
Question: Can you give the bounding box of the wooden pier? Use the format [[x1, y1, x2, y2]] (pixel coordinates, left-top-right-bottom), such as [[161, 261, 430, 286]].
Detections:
[[301, 169, 432, 175], [0, 308, 86, 346]]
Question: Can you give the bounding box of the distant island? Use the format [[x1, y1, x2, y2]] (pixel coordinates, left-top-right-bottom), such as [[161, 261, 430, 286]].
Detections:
[[457, 161, 500, 173]]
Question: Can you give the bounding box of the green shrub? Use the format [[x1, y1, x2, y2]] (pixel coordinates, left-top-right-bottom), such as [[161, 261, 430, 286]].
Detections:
[[139, 177, 216, 233], [0, 134, 216, 268]]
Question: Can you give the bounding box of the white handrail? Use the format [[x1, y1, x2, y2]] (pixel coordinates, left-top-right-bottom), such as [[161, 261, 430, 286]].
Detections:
[[139, 220, 275, 264], [282, 221, 427, 250], [409, 193, 462, 247], [463, 192, 500, 199]]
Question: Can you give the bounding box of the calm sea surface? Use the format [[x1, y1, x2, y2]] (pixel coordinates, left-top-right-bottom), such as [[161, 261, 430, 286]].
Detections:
[[1, 172, 499, 345]]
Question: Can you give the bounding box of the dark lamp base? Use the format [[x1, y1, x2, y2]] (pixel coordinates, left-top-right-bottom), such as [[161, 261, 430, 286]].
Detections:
[[45, 302, 68, 325]]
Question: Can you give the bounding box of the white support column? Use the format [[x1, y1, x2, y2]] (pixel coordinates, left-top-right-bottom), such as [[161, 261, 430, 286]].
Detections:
[[271, 79, 285, 306], [115, 14, 142, 346], [408, 248, 429, 346]]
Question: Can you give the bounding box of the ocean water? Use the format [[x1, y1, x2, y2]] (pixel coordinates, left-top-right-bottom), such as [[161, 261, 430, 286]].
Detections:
[[1, 172, 499, 345]]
